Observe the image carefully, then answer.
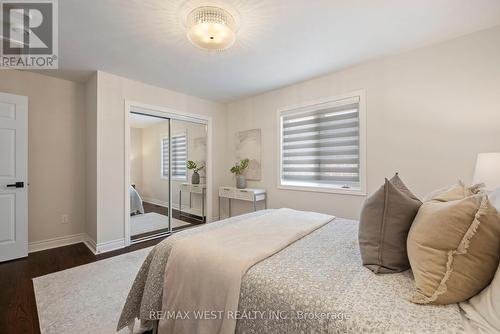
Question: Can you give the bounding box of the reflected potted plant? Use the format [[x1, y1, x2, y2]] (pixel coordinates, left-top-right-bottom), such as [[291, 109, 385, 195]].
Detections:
[[230, 158, 249, 189], [187, 160, 204, 184]]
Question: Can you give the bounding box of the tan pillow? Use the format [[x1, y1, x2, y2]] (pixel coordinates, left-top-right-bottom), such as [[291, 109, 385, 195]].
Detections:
[[459, 189, 500, 332], [424, 181, 483, 202], [359, 173, 422, 274], [408, 194, 500, 304]]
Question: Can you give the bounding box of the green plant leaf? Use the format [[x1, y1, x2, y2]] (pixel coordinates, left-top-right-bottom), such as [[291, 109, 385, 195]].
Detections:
[[230, 158, 250, 175], [240, 158, 249, 170], [187, 160, 197, 170]]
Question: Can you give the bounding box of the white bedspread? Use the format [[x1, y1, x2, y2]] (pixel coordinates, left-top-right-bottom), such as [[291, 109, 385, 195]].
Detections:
[[158, 208, 335, 334]]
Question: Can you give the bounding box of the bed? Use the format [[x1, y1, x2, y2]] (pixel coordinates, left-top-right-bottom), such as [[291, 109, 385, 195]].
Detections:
[[118, 209, 467, 334]]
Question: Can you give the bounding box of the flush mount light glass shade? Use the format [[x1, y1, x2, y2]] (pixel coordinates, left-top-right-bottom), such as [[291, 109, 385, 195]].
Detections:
[[186, 6, 237, 51]]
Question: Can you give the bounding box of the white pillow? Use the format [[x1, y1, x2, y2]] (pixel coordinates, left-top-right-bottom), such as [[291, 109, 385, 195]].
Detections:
[[488, 188, 500, 212], [460, 264, 500, 333]]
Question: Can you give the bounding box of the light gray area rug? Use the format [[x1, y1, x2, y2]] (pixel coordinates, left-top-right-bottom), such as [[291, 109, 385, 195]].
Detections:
[[33, 247, 153, 334], [131, 212, 191, 236]]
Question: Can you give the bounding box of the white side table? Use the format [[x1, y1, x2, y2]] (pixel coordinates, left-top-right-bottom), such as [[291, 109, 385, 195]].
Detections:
[[179, 183, 206, 222], [218, 187, 267, 220]]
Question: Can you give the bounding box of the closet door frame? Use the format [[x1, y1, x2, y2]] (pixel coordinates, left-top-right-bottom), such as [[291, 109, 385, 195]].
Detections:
[[124, 101, 212, 246]]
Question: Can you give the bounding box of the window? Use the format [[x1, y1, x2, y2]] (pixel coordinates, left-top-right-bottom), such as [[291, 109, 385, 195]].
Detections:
[[161, 133, 187, 180], [278, 92, 365, 195]]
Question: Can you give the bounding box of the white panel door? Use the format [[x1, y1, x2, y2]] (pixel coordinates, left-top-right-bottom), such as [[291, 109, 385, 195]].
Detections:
[[0, 92, 28, 262]]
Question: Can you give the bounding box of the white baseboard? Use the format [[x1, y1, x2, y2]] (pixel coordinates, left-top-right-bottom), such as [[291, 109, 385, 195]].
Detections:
[[28, 233, 87, 253], [28, 233, 124, 255], [83, 235, 125, 255], [144, 197, 208, 214], [83, 234, 97, 255], [142, 197, 169, 208], [142, 197, 188, 211], [95, 238, 125, 254]]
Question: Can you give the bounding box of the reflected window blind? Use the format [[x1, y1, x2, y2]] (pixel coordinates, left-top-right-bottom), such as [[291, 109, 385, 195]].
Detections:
[[162, 134, 187, 179], [281, 97, 360, 189]]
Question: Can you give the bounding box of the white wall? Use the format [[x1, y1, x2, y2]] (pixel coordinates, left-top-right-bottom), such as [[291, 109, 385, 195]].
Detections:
[[95, 71, 227, 244], [139, 120, 169, 205], [0, 70, 87, 243], [130, 127, 143, 193], [7, 26, 499, 251], [85, 73, 98, 242], [138, 120, 207, 210], [226, 26, 500, 219]]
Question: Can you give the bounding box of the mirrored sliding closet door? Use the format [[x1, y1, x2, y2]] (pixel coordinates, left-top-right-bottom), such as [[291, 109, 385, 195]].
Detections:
[[171, 119, 208, 227], [128, 110, 208, 244], [129, 112, 172, 243]]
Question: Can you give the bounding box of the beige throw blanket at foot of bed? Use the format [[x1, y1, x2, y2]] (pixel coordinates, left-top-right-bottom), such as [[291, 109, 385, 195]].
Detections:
[[158, 208, 335, 334]]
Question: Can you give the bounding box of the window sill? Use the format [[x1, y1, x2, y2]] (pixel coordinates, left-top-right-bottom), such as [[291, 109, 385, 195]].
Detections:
[[277, 184, 366, 196], [160, 176, 188, 182]]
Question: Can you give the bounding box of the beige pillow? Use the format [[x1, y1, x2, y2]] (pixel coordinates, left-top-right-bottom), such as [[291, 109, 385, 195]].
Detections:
[[459, 189, 500, 333], [407, 194, 500, 305], [359, 173, 422, 273], [423, 181, 483, 202]]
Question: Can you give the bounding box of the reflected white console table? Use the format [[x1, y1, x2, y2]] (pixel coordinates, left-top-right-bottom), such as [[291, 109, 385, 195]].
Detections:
[[179, 183, 206, 223], [218, 187, 267, 220]]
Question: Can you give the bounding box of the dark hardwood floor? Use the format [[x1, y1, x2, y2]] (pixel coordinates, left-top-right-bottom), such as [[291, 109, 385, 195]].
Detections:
[[142, 201, 169, 216], [143, 201, 206, 225], [1, 203, 207, 333], [0, 238, 164, 334]]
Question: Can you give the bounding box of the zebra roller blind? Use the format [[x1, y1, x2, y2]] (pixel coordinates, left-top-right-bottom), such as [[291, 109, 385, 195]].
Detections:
[[280, 96, 361, 190], [162, 133, 187, 180]]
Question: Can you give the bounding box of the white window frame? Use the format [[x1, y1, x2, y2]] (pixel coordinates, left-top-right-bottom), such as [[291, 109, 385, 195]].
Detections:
[[161, 130, 188, 181], [277, 90, 366, 196]]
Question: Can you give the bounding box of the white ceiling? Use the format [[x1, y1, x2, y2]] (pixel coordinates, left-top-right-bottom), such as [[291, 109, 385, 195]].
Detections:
[[50, 0, 500, 102]]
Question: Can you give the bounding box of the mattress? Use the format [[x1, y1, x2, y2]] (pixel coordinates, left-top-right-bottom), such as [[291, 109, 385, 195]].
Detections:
[[118, 210, 466, 334]]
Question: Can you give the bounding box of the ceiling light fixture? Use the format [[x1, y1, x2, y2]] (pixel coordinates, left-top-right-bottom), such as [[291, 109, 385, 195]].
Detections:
[[186, 6, 238, 51]]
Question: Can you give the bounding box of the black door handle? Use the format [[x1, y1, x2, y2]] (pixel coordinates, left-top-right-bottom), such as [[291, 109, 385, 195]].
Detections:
[[6, 182, 24, 188]]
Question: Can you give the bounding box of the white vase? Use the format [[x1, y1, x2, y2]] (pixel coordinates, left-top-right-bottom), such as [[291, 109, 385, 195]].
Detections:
[[236, 175, 246, 189], [191, 171, 200, 184]]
